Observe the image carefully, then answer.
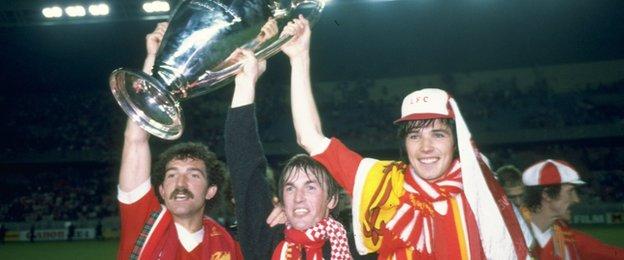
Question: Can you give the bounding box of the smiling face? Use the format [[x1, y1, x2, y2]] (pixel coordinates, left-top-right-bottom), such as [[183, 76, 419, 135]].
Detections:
[[158, 158, 217, 220], [404, 119, 456, 180], [281, 168, 336, 231]]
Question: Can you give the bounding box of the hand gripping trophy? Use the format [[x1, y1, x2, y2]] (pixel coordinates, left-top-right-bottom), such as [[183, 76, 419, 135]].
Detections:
[[109, 0, 325, 139]]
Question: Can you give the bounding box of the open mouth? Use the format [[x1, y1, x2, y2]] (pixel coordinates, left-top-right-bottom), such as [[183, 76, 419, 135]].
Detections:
[[170, 188, 194, 201], [174, 194, 190, 201], [418, 157, 439, 164], [293, 208, 309, 216]]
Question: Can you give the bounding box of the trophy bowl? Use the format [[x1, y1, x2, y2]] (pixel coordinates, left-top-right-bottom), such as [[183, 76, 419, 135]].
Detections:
[[110, 0, 325, 140]]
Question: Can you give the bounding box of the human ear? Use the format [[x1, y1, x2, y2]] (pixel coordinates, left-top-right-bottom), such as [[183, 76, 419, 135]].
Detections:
[[205, 185, 218, 200]]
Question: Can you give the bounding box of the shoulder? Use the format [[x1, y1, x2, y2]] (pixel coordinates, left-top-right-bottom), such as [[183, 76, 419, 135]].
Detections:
[[203, 216, 231, 237]]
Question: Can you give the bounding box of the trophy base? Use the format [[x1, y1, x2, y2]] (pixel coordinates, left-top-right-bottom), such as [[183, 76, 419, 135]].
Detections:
[[109, 69, 183, 140]]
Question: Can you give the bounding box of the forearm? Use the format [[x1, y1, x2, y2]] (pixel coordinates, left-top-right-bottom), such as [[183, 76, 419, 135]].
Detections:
[[289, 54, 326, 153], [231, 78, 255, 108], [118, 119, 151, 192]]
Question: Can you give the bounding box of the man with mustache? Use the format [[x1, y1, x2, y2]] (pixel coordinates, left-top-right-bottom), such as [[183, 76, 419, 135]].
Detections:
[[223, 21, 352, 259], [287, 17, 529, 259], [520, 159, 624, 259], [116, 22, 242, 260]]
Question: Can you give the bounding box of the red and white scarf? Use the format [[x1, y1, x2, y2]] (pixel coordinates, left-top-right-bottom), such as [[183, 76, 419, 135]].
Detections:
[[385, 160, 463, 254], [272, 217, 352, 260]]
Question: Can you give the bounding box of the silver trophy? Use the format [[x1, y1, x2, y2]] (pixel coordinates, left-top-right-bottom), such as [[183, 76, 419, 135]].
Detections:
[[109, 0, 324, 139]]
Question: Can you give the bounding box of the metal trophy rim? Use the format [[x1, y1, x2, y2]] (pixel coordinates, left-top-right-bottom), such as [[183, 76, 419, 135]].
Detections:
[[109, 68, 183, 140]]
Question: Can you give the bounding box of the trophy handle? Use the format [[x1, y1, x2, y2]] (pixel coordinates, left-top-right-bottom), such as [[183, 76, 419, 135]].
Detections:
[[187, 0, 324, 95], [258, 0, 324, 60], [109, 68, 183, 140]]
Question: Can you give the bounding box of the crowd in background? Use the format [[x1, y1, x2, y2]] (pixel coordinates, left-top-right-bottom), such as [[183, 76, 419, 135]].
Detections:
[[0, 166, 118, 222], [0, 77, 623, 222], [2, 77, 623, 154]]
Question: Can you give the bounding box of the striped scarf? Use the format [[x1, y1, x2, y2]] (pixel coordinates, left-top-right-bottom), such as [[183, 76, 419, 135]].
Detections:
[[385, 160, 463, 255], [272, 217, 352, 260]]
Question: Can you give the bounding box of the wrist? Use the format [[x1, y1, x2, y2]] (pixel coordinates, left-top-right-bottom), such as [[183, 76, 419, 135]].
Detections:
[[289, 54, 310, 66]]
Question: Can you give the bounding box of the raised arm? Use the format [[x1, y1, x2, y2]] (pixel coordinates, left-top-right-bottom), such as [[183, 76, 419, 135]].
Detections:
[[225, 49, 279, 259], [281, 16, 327, 154], [118, 22, 168, 192]]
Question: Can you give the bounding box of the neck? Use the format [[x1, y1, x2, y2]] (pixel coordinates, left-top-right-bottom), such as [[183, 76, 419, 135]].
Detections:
[[531, 208, 555, 232], [172, 214, 204, 233]]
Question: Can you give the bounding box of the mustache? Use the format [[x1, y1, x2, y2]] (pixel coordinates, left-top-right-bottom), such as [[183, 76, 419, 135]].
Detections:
[[169, 188, 194, 200]]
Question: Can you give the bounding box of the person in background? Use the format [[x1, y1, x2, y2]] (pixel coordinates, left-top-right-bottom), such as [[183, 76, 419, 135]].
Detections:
[[521, 159, 624, 259]]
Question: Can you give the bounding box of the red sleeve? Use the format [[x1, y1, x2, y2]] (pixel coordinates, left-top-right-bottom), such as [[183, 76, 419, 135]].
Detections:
[[573, 229, 624, 260], [117, 187, 161, 260], [312, 138, 363, 195]]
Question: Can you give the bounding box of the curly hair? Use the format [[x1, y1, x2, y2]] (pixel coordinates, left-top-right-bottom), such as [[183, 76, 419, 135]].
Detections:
[[151, 142, 225, 213]]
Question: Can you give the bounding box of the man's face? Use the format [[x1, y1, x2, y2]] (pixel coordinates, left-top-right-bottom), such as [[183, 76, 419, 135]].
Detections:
[[404, 120, 456, 180], [545, 184, 580, 221], [158, 158, 216, 219], [282, 168, 336, 231], [504, 184, 525, 207]]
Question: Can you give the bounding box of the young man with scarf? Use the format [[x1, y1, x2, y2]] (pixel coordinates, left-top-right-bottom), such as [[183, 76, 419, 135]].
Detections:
[[286, 17, 529, 260], [224, 39, 352, 259], [521, 159, 624, 259], [116, 23, 242, 260]]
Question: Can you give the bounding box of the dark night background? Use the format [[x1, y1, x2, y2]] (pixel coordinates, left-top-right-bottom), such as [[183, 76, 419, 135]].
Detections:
[[0, 0, 623, 253]]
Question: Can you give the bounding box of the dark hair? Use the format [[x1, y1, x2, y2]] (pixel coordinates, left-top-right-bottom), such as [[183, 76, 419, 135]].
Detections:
[[277, 154, 340, 215], [152, 142, 225, 212], [496, 165, 523, 188], [523, 184, 562, 213], [397, 118, 457, 163]]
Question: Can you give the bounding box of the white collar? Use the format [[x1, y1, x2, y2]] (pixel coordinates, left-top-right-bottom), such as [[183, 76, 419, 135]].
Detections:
[[530, 221, 553, 248], [174, 222, 204, 252]]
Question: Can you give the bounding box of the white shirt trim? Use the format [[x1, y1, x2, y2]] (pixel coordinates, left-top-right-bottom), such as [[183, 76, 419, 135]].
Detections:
[[309, 137, 331, 156], [175, 223, 204, 252], [117, 179, 151, 204], [513, 205, 535, 249], [351, 158, 378, 255], [530, 222, 553, 248]]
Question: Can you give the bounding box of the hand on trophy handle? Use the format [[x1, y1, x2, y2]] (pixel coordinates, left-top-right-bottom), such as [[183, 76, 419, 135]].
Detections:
[[257, 18, 278, 44], [231, 49, 267, 108], [280, 15, 311, 60]]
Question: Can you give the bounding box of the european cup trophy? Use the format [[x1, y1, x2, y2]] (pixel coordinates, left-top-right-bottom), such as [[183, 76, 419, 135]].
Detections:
[[109, 0, 325, 139]]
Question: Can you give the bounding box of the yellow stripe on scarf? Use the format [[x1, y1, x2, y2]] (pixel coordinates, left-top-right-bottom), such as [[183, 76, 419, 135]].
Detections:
[[451, 197, 469, 260]]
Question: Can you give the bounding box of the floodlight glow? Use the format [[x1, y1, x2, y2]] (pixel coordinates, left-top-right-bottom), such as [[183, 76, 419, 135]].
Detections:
[[88, 3, 110, 16], [143, 1, 170, 13], [42, 6, 63, 18], [65, 5, 87, 17]]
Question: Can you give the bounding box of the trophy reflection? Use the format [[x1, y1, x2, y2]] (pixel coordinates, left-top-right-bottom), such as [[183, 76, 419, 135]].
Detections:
[[109, 0, 325, 140]]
